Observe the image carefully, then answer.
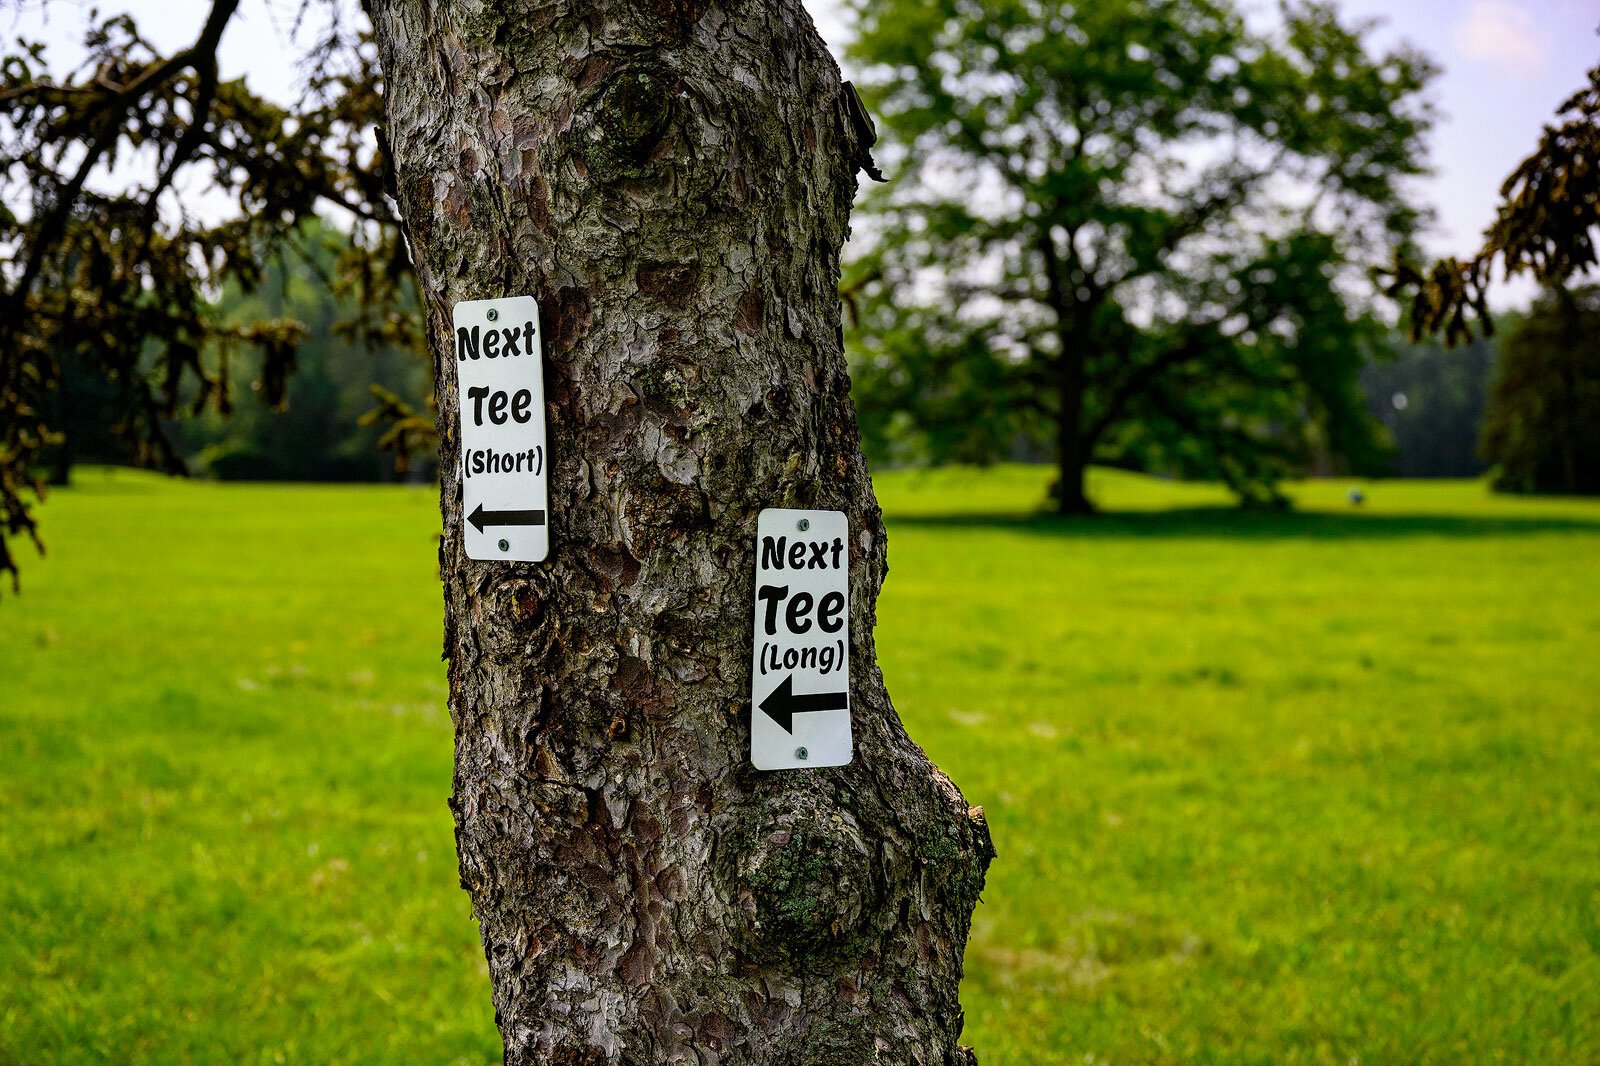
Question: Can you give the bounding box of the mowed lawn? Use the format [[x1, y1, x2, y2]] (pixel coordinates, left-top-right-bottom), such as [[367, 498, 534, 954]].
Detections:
[[3, 466, 1599, 1064]]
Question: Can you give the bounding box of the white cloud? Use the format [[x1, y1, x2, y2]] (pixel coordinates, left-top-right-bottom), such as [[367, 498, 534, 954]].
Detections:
[[1455, 1, 1548, 73]]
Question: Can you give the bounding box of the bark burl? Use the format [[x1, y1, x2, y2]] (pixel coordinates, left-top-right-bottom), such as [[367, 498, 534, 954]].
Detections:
[[368, 1, 993, 1061]]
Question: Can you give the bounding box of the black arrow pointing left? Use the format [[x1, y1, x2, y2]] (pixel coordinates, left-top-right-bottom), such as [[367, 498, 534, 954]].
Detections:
[[758, 674, 849, 734], [469, 503, 546, 533]]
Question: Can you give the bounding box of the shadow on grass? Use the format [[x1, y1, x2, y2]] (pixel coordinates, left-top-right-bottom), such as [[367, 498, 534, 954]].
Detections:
[[886, 507, 1600, 540]]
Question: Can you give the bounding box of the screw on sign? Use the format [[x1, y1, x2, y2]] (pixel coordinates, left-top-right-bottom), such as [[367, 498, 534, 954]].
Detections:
[[749, 508, 852, 770]]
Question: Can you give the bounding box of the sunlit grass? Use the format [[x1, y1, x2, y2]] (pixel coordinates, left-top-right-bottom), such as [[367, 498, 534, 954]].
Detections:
[[3, 466, 1599, 1063], [879, 466, 1600, 1063]]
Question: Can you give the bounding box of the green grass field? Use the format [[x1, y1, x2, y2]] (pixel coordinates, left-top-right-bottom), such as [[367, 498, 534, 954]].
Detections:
[[4, 466, 1599, 1064]]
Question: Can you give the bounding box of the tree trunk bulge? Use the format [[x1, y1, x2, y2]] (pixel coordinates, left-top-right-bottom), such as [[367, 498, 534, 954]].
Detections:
[[369, 2, 994, 1063]]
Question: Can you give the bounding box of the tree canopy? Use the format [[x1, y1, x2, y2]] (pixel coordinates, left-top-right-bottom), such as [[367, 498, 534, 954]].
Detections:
[[0, 1, 411, 588], [1389, 56, 1600, 495], [844, 0, 1436, 510], [1390, 63, 1600, 344]]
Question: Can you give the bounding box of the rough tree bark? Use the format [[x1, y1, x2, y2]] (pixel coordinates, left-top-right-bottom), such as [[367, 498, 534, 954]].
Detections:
[[369, 2, 993, 1062]]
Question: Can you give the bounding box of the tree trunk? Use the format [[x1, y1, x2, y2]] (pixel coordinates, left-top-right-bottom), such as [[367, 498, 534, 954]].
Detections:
[[368, 3, 993, 1063], [1055, 372, 1091, 515], [1054, 441, 1091, 515], [1041, 232, 1091, 516]]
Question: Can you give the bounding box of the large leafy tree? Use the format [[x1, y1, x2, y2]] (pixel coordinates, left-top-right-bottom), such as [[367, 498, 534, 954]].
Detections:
[[846, 0, 1435, 510]]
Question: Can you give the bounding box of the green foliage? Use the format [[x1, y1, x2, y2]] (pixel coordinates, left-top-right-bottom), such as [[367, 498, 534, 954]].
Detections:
[[1481, 286, 1600, 495], [847, 301, 1045, 467], [172, 219, 434, 483], [0, 2, 414, 587], [845, 0, 1436, 509], [1390, 65, 1600, 343], [6, 468, 1600, 1062]]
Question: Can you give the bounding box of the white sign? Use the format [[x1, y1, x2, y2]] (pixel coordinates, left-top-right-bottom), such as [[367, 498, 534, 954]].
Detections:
[[750, 508, 852, 770], [454, 296, 550, 562]]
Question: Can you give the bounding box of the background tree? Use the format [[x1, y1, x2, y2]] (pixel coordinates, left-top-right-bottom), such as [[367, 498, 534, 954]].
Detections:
[[1479, 286, 1600, 495], [1389, 59, 1599, 496], [1391, 63, 1600, 344], [2, 1, 995, 1062], [845, 0, 1435, 510], [36, 214, 435, 485]]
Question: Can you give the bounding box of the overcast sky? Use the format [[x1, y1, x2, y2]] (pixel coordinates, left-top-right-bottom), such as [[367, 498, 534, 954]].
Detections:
[[8, 0, 1597, 306]]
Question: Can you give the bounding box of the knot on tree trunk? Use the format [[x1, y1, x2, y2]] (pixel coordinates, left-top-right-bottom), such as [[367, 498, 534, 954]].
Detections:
[[728, 797, 877, 964], [577, 68, 679, 183], [483, 577, 556, 658], [638, 0, 714, 40]]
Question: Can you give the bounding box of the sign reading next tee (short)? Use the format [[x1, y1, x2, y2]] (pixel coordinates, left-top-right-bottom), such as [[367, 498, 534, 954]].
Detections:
[[453, 296, 549, 562], [751, 508, 852, 770]]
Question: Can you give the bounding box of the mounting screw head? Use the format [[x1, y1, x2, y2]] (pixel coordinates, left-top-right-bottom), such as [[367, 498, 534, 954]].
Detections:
[[487, 308, 499, 321], [498, 538, 510, 552], [797, 518, 810, 532], [795, 746, 809, 761]]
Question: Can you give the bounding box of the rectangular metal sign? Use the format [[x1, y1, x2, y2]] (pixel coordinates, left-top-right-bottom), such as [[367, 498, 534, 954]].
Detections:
[[750, 508, 852, 770], [453, 296, 549, 562]]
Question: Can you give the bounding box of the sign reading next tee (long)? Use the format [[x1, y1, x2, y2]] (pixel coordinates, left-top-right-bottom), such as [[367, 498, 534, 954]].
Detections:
[[751, 508, 852, 770], [453, 296, 549, 562]]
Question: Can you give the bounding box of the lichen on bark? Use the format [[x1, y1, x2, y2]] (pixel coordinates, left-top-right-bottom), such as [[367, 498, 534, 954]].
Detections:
[[368, 1, 993, 1061]]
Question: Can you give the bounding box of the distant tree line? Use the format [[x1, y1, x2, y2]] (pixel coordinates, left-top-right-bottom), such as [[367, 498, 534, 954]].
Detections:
[[46, 220, 433, 485], [43, 219, 1581, 494], [1360, 335, 1497, 479], [42, 213, 1541, 489]]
